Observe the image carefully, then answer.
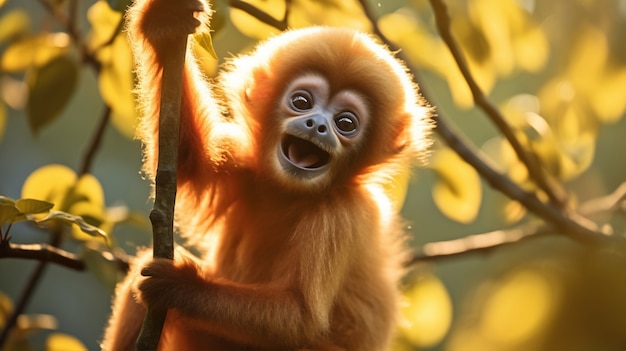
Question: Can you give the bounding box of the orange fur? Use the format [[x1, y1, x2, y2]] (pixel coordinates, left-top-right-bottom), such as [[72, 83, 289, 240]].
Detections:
[[102, 0, 432, 350]]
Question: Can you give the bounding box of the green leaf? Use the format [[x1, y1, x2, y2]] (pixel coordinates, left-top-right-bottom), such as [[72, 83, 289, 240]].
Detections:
[[0, 204, 21, 224], [26, 55, 79, 135], [15, 198, 54, 215], [38, 211, 107, 242]]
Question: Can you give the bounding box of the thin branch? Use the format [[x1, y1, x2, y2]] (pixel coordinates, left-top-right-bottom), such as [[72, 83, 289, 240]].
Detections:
[[228, 0, 289, 31], [408, 182, 626, 264], [0, 241, 85, 270], [0, 229, 62, 349], [38, 0, 102, 72], [427, 0, 566, 207], [408, 224, 551, 264], [136, 26, 189, 351], [80, 105, 112, 176], [0, 241, 130, 272], [355, 0, 609, 244], [579, 182, 626, 217]]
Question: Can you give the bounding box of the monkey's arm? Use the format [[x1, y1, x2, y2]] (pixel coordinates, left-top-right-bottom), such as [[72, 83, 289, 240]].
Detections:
[[128, 0, 248, 183], [136, 258, 333, 348]]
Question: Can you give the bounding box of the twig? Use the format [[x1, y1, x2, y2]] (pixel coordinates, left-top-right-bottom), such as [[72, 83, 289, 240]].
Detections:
[[80, 105, 111, 176], [579, 182, 626, 217], [0, 242, 85, 270], [0, 229, 62, 349], [229, 0, 289, 31], [135, 26, 189, 351], [0, 241, 130, 272], [427, 0, 566, 207], [408, 224, 551, 264], [409, 182, 626, 263], [355, 0, 609, 244], [38, 0, 102, 72]]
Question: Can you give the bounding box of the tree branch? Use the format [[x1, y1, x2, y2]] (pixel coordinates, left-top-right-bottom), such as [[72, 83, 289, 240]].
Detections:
[[355, 0, 609, 244], [38, 0, 102, 72], [228, 0, 289, 31], [408, 182, 626, 264], [0, 241, 84, 270], [427, 0, 566, 207], [408, 224, 551, 264], [0, 241, 130, 272], [579, 182, 626, 217], [80, 105, 111, 176], [0, 229, 62, 348], [135, 27, 189, 351]]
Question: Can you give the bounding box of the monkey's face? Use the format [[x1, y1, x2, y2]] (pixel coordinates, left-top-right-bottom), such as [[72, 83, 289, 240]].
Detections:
[[269, 74, 370, 190]]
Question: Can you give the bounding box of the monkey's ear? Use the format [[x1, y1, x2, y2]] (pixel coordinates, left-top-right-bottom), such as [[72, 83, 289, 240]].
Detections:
[[396, 107, 434, 162]]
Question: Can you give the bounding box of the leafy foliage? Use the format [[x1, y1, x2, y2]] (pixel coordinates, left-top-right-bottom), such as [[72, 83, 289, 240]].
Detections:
[[0, 0, 625, 350]]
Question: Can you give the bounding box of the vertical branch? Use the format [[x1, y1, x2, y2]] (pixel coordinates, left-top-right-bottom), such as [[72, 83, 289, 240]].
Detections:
[[80, 105, 111, 176], [135, 35, 188, 351], [427, 0, 567, 207]]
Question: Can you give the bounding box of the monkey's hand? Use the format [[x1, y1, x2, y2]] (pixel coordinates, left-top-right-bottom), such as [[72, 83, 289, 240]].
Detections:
[[135, 258, 209, 312], [129, 0, 211, 49]]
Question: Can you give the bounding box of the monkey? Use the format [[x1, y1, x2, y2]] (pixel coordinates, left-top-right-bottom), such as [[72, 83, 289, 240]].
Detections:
[[101, 0, 432, 349]]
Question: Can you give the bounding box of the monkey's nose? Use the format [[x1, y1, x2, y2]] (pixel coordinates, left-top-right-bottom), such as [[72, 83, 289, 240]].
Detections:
[[305, 116, 329, 135]]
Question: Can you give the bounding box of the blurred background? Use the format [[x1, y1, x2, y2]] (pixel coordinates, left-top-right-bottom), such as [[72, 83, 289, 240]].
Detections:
[[0, 0, 625, 350]]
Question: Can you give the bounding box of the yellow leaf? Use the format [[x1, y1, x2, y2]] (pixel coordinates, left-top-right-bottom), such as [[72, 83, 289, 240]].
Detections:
[[67, 174, 107, 241], [431, 148, 482, 223], [555, 107, 596, 180], [0, 204, 21, 224], [21, 166, 108, 237], [480, 269, 558, 344], [566, 25, 607, 93], [0, 33, 70, 72], [194, 31, 217, 60], [60, 173, 103, 210], [501, 198, 526, 224], [399, 274, 452, 348], [378, 9, 476, 108], [99, 35, 137, 139], [21, 164, 77, 210], [590, 67, 626, 123], [0, 9, 31, 44], [514, 25, 548, 73], [86, 0, 123, 51], [192, 34, 219, 77], [15, 198, 54, 215], [46, 333, 87, 351]]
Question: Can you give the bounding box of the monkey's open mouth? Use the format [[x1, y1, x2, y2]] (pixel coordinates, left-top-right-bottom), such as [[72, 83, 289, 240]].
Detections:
[[281, 135, 330, 169]]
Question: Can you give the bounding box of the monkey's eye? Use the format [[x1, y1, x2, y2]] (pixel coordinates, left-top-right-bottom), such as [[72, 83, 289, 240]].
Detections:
[[334, 112, 359, 136], [289, 91, 313, 111]]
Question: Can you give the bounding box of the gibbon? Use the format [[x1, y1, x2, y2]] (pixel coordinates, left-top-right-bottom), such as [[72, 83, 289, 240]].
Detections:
[[102, 0, 432, 349]]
